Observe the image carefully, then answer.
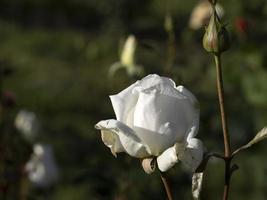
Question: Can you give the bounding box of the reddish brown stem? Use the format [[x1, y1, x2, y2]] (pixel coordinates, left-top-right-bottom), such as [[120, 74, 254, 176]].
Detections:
[[160, 172, 174, 200], [214, 54, 231, 157], [214, 54, 232, 200]]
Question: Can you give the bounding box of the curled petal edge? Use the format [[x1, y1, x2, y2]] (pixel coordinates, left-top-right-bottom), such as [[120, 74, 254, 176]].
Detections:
[[157, 143, 186, 172], [157, 138, 204, 172], [95, 119, 150, 158]]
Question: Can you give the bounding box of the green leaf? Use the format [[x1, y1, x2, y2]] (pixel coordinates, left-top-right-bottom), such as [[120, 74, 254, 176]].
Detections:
[[233, 127, 267, 156], [192, 172, 204, 200]]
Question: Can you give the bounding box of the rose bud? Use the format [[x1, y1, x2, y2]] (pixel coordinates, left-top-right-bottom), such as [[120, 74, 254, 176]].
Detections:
[[203, 7, 230, 54]]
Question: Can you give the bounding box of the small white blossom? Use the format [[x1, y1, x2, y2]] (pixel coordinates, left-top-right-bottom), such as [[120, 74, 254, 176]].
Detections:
[[15, 110, 39, 141], [25, 144, 59, 187]]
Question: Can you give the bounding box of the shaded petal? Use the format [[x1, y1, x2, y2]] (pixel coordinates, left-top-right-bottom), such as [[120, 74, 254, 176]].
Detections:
[[101, 130, 124, 157], [110, 82, 139, 124], [133, 90, 194, 155], [177, 86, 200, 139], [95, 119, 150, 158], [157, 145, 179, 172], [176, 86, 198, 105], [157, 142, 187, 172], [179, 138, 204, 172]]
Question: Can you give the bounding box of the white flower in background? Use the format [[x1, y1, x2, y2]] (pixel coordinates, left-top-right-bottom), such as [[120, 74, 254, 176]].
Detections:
[[15, 110, 39, 141], [25, 144, 59, 188], [109, 35, 144, 77], [189, 0, 224, 30], [95, 74, 204, 172]]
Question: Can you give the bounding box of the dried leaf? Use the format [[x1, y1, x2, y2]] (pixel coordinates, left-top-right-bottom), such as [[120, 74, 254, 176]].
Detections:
[[141, 157, 156, 174], [192, 172, 204, 200], [233, 127, 267, 156]]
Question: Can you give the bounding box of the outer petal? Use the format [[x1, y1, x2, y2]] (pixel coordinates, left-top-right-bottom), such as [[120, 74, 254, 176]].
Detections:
[[156, 143, 185, 172], [177, 86, 200, 139], [110, 82, 139, 125], [95, 119, 151, 158], [178, 138, 204, 172], [157, 147, 178, 172], [101, 130, 124, 157], [133, 90, 195, 155]]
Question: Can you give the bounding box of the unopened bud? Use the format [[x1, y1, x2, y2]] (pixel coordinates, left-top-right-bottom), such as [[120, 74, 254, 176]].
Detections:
[[121, 35, 136, 66], [203, 7, 230, 54]]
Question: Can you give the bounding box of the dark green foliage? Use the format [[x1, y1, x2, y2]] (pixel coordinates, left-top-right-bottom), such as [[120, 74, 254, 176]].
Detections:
[[0, 0, 266, 199]]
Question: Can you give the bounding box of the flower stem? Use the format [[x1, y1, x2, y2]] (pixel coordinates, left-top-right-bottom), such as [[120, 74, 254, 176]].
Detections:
[[214, 54, 232, 200], [223, 158, 231, 200], [160, 172, 174, 200], [214, 54, 231, 157]]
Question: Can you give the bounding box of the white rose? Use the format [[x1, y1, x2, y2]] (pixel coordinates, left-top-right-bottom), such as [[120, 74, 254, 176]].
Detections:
[[95, 74, 204, 172], [25, 144, 59, 187]]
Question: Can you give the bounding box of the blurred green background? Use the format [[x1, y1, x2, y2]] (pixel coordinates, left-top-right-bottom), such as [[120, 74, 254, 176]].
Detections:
[[0, 0, 267, 199]]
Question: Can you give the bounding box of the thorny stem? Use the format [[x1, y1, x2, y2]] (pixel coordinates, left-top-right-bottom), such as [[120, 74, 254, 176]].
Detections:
[[160, 172, 174, 200], [214, 54, 232, 200]]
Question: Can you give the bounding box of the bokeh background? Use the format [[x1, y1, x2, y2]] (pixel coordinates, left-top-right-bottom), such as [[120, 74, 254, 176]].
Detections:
[[0, 0, 267, 199]]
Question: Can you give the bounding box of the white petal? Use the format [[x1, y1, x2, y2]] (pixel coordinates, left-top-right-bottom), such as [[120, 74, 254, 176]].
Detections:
[[95, 120, 151, 158], [133, 74, 188, 100], [110, 82, 139, 124], [133, 90, 195, 155], [177, 86, 200, 139], [157, 145, 179, 172], [101, 130, 124, 157], [176, 86, 198, 105], [179, 138, 204, 172]]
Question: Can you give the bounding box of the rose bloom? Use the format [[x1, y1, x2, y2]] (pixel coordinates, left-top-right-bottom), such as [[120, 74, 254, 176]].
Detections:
[[95, 74, 204, 172]]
